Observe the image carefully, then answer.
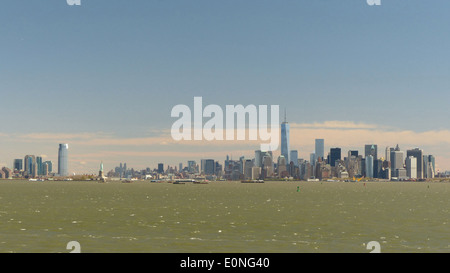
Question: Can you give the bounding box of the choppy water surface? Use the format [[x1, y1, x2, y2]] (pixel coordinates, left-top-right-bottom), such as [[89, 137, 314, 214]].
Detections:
[[0, 181, 448, 253]]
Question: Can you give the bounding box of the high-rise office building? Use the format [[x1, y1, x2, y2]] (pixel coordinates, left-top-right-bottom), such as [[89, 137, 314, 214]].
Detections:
[[423, 155, 429, 179], [158, 163, 164, 174], [243, 159, 254, 179], [58, 144, 69, 177], [263, 155, 274, 177], [428, 155, 436, 176], [202, 159, 215, 175], [280, 112, 290, 165], [391, 150, 404, 173], [277, 155, 287, 177], [385, 147, 391, 162], [310, 153, 316, 167], [365, 145, 378, 160], [374, 159, 383, 178], [330, 148, 341, 167], [315, 139, 325, 161], [406, 148, 424, 179], [254, 150, 262, 168], [365, 155, 374, 178], [36, 156, 43, 176], [406, 156, 417, 179], [290, 150, 299, 166], [43, 161, 53, 176], [13, 159, 23, 171], [24, 155, 35, 177], [188, 160, 197, 174]]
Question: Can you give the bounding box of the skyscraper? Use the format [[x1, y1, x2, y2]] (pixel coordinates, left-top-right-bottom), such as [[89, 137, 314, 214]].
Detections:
[[277, 155, 287, 177], [365, 155, 374, 178], [385, 147, 391, 162], [310, 153, 316, 167], [254, 150, 262, 168], [406, 148, 424, 179], [158, 163, 164, 174], [36, 156, 43, 176], [13, 159, 23, 171], [280, 111, 290, 165], [43, 161, 53, 176], [406, 156, 417, 179], [365, 144, 378, 160], [391, 150, 404, 173], [24, 155, 35, 177], [315, 139, 325, 161], [290, 150, 299, 166], [58, 144, 69, 177], [330, 148, 341, 167], [188, 160, 197, 174], [428, 155, 436, 176], [202, 159, 215, 175]]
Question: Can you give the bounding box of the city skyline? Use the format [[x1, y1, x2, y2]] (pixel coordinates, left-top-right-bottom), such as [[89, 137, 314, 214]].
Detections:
[[0, 127, 445, 177], [2, 1, 450, 173]]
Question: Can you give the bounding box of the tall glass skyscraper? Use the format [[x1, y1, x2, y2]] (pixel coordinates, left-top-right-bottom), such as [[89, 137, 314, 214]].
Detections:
[[290, 150, 299, 166], [24, 155, 35, 177], [330, 148, 341, 167], [58, 144, 69, 177], [36, 156, 43, 176], [280, 115, 290, 165], [14, 159, 23, 171], [315, 139, 325, 161]]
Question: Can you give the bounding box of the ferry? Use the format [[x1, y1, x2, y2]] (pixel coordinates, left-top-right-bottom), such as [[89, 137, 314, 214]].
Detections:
[[241, 180, 265, 183], [29, 178, 46, 182], [173, 179, 196, 183], [193, 181, 209, 184]]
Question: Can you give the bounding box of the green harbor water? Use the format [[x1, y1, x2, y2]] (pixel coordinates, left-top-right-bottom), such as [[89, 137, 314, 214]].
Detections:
[[0, 180, 448, 253]]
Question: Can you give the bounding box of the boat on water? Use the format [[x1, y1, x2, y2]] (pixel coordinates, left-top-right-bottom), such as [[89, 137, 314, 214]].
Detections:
[[241, 180, 265, 183], [193, 181, 209, 184], [173, 181, 186, 184]]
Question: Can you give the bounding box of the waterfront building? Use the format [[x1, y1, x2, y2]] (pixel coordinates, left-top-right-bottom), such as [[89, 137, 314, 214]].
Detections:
[[13, 159, 23, 171], [24, 155, 36, 177], [58, 144, 69, 177], [36, 156, 43, 176]]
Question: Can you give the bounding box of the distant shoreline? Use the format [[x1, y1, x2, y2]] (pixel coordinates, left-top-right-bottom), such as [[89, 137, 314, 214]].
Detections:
[[1, 179, 450, 183]]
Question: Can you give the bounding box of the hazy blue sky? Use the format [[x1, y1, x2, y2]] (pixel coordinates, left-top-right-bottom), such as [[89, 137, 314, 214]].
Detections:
[[1, 0, 450, 173]]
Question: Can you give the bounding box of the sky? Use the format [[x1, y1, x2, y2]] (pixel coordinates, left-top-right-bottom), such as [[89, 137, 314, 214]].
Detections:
[[1, 0, 450, 174]]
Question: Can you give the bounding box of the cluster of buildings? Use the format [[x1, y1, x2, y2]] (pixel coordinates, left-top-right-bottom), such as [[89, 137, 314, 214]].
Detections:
[[0, 144, 69, 179], [105, 118, 440, 182], [0, 117, 444, 182]]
